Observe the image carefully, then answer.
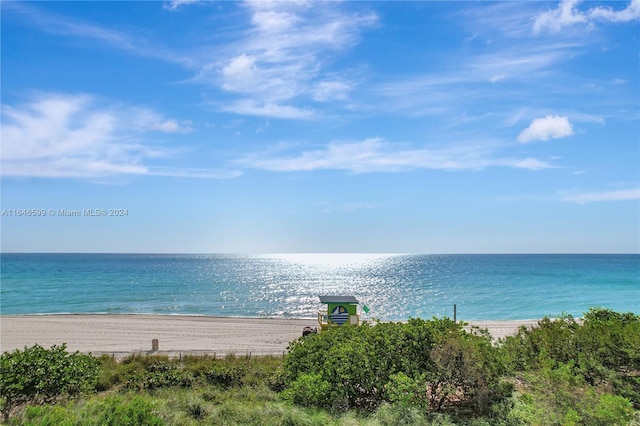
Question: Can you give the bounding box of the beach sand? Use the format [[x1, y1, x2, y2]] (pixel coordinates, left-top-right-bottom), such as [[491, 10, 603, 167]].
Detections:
[[0, 315, 539, 358]]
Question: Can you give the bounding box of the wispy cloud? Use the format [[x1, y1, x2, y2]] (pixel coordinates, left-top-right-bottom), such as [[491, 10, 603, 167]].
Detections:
[[3, 2, 192, 66], [1, 94, 236, 179], [467, 43, 580, 82], [369, 40, 580, 119], [518, 115, 574, 143], [163, 0, 200, 12], [234, 138, 555, 173], [458, 2, 540, 39], [533, 0, 640, 34], [221, 100, 314, 119], [4, 2, 133, 48], [561, 188, 640, 204], [147, 167, 241, 179], [391, 0, 636, 128], [196, 1, 377, 118]]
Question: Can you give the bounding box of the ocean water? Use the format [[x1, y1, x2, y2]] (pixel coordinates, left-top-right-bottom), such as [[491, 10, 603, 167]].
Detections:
[[0, 253, 638, 320]]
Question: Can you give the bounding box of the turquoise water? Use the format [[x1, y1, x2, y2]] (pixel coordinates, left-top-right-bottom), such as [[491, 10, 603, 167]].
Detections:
[[1, 253, 638, 320]]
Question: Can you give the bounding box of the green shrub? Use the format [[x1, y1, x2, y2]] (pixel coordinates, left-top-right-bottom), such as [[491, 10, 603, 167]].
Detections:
[[0, 344, 100, 421], [499, 315, 581, 373], [205, 363, 246, 388], [121, 359, 194, 391], [267, 366, 287, 392], [283, 318, 506, 413], [427, 330, 507, 414], [385, 372, 427, 409], [507, 357, 635, 426], [282, 372, 333, 408], [500, 308, 640, 408]]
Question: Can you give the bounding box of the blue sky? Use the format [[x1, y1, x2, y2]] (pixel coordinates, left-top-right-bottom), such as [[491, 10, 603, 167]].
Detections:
[[1, 0, 639, 253]]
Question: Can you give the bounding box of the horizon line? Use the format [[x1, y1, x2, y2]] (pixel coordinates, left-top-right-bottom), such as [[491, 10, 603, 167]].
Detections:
[[2, 252, 639, 256]]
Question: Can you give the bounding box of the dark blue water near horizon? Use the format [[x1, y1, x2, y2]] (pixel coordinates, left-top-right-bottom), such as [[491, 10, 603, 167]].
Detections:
[[1, 253, 638, 320]]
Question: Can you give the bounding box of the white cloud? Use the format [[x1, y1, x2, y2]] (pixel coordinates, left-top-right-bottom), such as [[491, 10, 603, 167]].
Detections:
[[221, 54, 259, 92], [163, 0, 200, 12], [234, 138, 555, 173], [313, 80, 351, 101], [251, 10, 299, 32], [514, 158, 556, 170], [533, 0, 587, 34], [222, 100, 314, 119], [517, 115, 573, 143], [562, 188, 640, 204], [589, 0, 640, 22], [197, 2, 377, 118], [1, 94, 231, 179], [534, 0, 640, 34], [146, 119, 193, 133], [128, 107, 194, 133]]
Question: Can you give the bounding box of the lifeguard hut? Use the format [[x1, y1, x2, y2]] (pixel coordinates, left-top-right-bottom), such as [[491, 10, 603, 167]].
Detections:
[[317, 295, 360, 331]]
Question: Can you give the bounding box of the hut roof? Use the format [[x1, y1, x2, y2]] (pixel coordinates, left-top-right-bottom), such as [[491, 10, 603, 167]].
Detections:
[[318, 295, 359, 304]]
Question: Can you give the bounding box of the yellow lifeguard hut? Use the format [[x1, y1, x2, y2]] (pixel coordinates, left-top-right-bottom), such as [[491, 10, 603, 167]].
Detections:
[[317, 295, 360, 331]]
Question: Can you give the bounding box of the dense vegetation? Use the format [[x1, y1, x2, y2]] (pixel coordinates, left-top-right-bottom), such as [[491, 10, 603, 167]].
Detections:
[[1, 308, 638, 425], [0, 344, 100, 423]]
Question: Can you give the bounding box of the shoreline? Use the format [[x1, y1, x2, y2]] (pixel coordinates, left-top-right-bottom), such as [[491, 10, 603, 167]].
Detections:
[[0, 314, 540, 358]]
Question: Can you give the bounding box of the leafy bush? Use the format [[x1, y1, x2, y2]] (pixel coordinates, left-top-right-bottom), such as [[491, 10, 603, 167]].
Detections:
[[0, 344, 99, 421], [283, 318, 506, 413], [204, 363, 246, 388], [385, 372, 427, 409], [281, 372, 333, 408], [427, 330, 508, 414], [4, 310, 638, 423], [267, 366, 288, 392], [507, 358, 635, 426], [121, 359, 194, 391], [500, 308, 640, 407]]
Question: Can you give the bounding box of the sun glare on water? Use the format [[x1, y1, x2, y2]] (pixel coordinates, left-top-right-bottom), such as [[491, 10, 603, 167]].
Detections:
[[265, 253, 399, 267]]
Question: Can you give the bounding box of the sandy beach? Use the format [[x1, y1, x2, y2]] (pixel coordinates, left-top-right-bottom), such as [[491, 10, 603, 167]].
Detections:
[[0, 315, 539, 358]]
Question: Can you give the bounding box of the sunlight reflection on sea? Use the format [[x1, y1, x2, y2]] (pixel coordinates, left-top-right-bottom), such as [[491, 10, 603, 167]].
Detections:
[[1, 253, 638, 320]]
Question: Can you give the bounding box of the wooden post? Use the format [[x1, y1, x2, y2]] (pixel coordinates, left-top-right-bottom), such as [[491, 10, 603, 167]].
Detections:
[[453, 304, 457, 323], [152, 339, 159, 351]]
